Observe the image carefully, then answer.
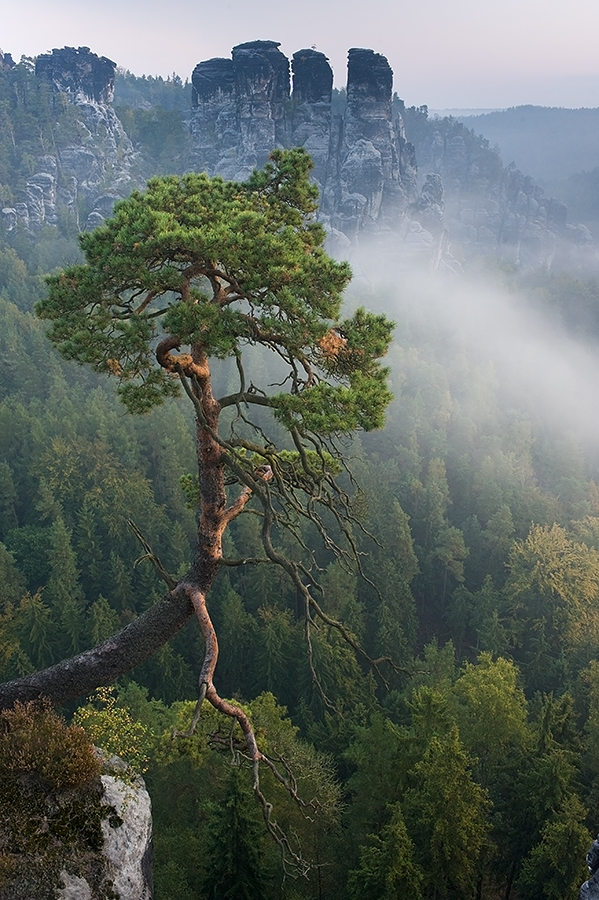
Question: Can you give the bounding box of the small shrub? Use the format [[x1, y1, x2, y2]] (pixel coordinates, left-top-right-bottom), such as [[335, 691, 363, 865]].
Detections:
[[0, 698, 101, 790], [74, 685, 150, 776]]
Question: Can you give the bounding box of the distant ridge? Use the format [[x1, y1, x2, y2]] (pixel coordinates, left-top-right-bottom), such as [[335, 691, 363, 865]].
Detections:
[[430, 108, 506, 117], [454, 105, 599, 185]]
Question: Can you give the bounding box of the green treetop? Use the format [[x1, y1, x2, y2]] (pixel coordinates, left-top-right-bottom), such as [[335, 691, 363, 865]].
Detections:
[[39, 147, 391, 430]]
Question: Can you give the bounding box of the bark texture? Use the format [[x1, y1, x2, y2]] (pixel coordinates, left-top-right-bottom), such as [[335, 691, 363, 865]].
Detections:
[[0, 589, 193, 710]]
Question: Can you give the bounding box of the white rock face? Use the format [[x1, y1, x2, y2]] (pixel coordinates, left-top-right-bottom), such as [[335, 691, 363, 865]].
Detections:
[[101, 773, 153, 900], [56, 871, 93, 899], [55, 771, 153, 900]]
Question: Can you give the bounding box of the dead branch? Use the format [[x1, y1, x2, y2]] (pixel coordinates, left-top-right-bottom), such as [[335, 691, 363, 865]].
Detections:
[[127, 519, 177, 590]]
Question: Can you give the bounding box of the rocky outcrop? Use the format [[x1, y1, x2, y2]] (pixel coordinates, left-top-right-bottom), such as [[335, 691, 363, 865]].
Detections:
[[1, 724, 153, 900], [1, 47, 136, 235], [289, 49, 333, 190], [36, 45, 116, 104], [190, 43, 430, 262], [4, 40, 586, 271], [233, 40, 289, 154], [189, 41, 591, 271], [190, 57, 236, 175], [581, 873, 599, 900], [0, 49, 15, 69], [53, 754, 153, 900], [323, 48, 415, 241], [100, 761, 153, 900], [405, 113, 595, 270], [421, 130, 566, 266], [191, 40, 291, 180]]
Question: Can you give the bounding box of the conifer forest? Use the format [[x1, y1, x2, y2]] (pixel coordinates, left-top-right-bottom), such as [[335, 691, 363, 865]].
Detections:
[[3, 52, 599, 900]]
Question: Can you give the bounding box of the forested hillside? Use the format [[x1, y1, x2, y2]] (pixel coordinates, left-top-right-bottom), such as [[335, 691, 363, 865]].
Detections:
[[3, 53, 599, 900], [458, 106, 599, 236], [457, 106, 599, 186]]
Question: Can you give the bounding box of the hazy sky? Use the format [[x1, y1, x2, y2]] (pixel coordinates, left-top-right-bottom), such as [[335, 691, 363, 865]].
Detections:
[[3, 0, 599, 109]]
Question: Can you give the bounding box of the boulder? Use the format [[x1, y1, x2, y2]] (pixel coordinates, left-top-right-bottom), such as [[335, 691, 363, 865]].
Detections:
[[100, 769, 153, 900]]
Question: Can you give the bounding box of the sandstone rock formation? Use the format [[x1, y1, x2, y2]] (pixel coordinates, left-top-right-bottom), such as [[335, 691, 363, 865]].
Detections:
[[54, 754, 153, 900], [189, 43, 434, 264], [0, 49, 15, 69], [36, 45, 116, 104], [189, 41, 589, 271], [323, 48, 414, 240], [405, 111, 596, 270], [2, 40, 589, 272], [2, 743, 153, 900], [580, 873, 599, 900], [191, 40, 291, 180], [1, 46, 136, 235], [289, 49, 333, 191]]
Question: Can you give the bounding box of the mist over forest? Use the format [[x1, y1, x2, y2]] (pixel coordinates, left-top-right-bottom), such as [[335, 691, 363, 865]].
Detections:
[[3, 42, 599, 900]]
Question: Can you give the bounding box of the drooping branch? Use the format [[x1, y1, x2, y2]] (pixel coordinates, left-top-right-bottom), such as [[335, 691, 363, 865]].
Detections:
[[177, 578, 315, 876], [252, 484, 405, 692]]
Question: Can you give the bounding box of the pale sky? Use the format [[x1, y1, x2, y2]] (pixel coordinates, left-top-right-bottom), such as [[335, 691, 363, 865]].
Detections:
[[3, 0, 599, 109]]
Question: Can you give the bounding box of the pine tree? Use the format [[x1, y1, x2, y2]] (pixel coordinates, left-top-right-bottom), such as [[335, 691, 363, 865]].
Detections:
[[201, 765, 269, 900]]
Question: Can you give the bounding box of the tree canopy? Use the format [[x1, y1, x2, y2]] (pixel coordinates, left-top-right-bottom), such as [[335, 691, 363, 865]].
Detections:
[[39, 147, 391, 429]]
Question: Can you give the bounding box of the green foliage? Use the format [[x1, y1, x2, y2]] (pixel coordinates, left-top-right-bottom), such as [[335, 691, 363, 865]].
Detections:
[[93, 686, 342, 898], [0, 246, 44, 311], [0, 541, 25, 606], [516, 794, 590, 900], [114, 69, 191, 111], [3, 83, 599, 895], [201, 765, 270, 900], [403, 727, 491, 899], [37, 149, 393, 440], [506, 523, 599, 688], [348, 804, 424, 900], [74, 686, 151, 776], [451, 653, 530, 780], [115, 106, 191, 171]]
